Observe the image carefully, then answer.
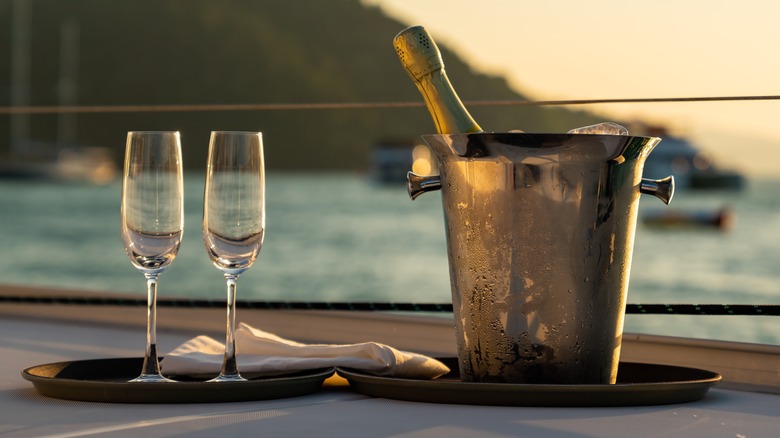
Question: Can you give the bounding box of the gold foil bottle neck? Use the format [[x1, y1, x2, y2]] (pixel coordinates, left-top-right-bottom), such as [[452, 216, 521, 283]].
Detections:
[[393, 26, 444, 81]]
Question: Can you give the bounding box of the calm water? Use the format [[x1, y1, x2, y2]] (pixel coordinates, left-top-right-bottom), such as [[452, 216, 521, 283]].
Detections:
[[2, 173, 779, 345]]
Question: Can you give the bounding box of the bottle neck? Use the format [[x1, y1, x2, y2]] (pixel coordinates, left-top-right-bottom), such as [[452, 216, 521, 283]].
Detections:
[[414, 69, 482, 135]]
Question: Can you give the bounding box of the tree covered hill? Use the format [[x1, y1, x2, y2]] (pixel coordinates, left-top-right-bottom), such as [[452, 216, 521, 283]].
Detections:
[[0, 0, 599, 170]]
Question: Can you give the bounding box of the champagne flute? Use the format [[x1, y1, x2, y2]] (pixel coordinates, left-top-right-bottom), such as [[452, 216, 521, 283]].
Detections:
[[203, 131, 265, 382], [121, 131, 184, 383]]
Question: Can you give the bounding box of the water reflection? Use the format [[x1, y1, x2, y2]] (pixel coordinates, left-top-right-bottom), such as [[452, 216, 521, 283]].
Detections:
[[0, 173, 778, 344]]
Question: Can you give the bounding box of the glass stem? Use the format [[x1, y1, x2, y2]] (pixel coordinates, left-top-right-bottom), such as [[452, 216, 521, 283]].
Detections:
[[220, 274, 241, 378], [140, 273, 163, 377]]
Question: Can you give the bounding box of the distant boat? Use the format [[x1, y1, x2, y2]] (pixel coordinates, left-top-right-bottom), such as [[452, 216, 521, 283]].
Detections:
[[369, 140, 438, 184], [641, 129, 745, 191], [369, 140, 414, 184], [368, 130, 746, 191], [643, 207, 735, 231], [2, 8, 117, 185], [0, 143, 117, 185]]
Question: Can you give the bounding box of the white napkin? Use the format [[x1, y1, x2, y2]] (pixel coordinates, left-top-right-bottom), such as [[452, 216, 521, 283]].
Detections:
[[161, 322, 450, 380]]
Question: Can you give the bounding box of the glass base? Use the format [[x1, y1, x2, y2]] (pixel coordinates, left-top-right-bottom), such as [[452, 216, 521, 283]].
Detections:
[[208, 373, 247, 383], [129, 373, 176, 383]]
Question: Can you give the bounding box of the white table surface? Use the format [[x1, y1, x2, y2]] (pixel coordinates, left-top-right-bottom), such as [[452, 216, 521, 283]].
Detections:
[[2, 315, 779, 438]]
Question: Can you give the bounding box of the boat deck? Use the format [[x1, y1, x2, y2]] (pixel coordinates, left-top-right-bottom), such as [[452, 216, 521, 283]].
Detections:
[[2, 287, 779, 437]]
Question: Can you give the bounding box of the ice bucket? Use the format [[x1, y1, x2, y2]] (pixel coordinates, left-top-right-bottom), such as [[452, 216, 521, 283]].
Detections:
[[408, 132, 673, 384]]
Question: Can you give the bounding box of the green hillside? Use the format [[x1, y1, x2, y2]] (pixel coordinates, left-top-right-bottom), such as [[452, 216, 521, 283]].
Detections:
[[0, 0, 599, 170]]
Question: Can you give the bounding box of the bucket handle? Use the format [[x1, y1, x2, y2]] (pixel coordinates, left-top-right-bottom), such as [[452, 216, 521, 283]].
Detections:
[[407, 172, 442, 200], [639, 176, 675, 204], [408, 172, 675, 204]]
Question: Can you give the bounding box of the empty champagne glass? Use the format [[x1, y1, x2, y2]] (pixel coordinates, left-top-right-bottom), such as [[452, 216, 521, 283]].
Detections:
[[203, 131, 265, 382], [121, 131, 184, 383]]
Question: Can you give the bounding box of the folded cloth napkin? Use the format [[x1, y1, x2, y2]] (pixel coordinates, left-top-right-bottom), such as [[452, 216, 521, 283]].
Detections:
[[161, 322, 450, 380]]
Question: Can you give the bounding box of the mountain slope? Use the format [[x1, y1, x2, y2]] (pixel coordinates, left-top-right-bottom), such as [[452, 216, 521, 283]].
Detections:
[[0, 0, 599, 169]]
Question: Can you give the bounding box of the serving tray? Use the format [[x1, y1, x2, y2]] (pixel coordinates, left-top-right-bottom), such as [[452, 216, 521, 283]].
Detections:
[[337, 358, 721, 407], [22, 357, 334, 404]]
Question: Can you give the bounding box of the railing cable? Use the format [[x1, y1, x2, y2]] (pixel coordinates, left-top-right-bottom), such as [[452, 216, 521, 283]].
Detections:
[[1, 296, 779, 316], [2, 94, 780, 115]]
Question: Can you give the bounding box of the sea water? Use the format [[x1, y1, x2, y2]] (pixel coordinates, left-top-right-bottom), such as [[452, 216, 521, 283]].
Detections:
[[1, 173, 778, 345]]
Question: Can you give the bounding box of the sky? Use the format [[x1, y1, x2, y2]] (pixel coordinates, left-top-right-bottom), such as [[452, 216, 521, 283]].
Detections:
[[366, 0, 780, 176]]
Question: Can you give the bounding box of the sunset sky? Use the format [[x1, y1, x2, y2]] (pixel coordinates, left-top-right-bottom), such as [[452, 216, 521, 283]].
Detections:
[[367, 0, 780, 176]]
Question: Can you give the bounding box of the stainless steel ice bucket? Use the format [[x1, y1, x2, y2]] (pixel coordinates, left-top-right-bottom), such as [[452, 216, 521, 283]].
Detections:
[[408, 133, 673, 384]]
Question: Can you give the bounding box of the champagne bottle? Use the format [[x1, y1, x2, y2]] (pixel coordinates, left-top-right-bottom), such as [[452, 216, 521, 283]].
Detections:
[[393, 26, 483, 134]]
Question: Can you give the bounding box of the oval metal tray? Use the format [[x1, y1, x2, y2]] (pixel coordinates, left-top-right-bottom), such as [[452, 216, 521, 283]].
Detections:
[[337, 358, 721, 407], [22, 357, 334, 404]]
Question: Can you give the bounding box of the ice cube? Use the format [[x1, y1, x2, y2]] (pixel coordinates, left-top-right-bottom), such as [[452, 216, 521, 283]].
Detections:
[[567, 122, 628, 135]]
